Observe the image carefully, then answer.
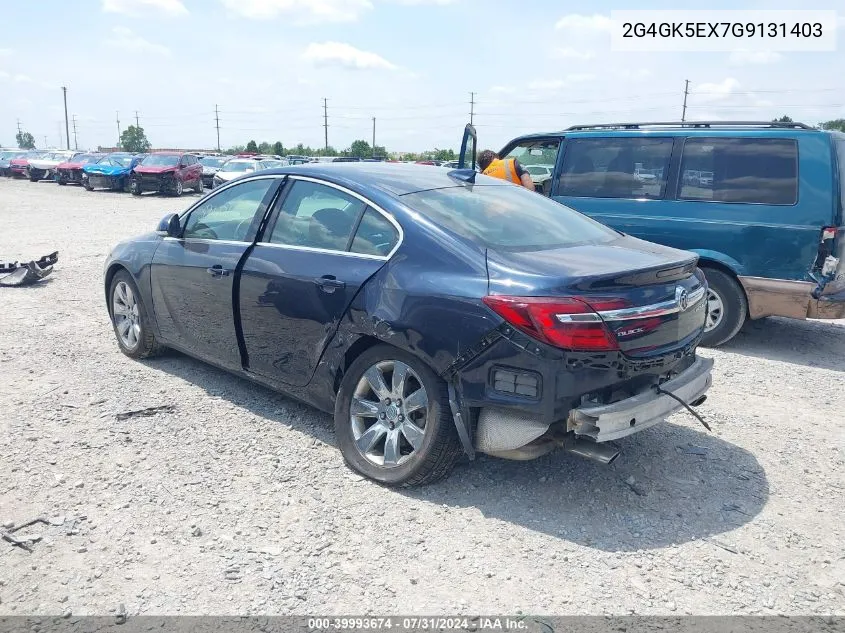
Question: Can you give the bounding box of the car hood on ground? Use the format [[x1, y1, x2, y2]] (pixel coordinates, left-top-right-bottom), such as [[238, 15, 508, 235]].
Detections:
[[133, 165, 177, 175], [84, 164, 131, 177]]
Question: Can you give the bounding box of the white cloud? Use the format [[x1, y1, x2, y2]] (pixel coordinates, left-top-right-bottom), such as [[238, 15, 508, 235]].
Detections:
[[728, 50, 783, 66], [220, 0, 372, 22], [101, 0, 188, 17], [302, 41, 397, 70], [105, 27, 171, 56], [567, 73, 596, 83], [489, 85, 515, 94], [555, 13, 612, 31], [0, 70, 9, 80], [551, 47, 594, 60], [14, 74, 33, 83], [528, 79, 565, 91], [693, 78, 741, 103], [386, 0, 456, 4], [0, 48, 11, 57]]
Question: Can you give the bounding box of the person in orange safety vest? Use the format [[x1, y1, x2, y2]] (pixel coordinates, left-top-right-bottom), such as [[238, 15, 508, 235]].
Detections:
[[477, 150, 536, 190]]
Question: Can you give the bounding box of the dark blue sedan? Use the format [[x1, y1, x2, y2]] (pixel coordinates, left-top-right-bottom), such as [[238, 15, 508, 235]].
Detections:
[[104, 163, 713, 486]]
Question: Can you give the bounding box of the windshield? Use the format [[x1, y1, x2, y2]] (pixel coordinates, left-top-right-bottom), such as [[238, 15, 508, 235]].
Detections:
[[72, 154, 99, 164], [200, 157, 226, 167], [525, 165, 550, 176], [109, 155, 133, 167], [402, 184, 617, 250], [221, 161, 256, 172], [141, 154, 180, 167]]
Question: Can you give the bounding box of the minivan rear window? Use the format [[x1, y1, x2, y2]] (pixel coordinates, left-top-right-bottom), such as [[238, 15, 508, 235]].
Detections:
[[557, 137, 673, 200], [679, 138, 798, 205], [402, 184, 617, 250]]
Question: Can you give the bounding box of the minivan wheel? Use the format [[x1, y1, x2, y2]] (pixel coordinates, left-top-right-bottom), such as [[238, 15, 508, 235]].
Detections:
[[334, 345, 462, 487], [700, 268, 747, 347], [109, 270, 164, 359]]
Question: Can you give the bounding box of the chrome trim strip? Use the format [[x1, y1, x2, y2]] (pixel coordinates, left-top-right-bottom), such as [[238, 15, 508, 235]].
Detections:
[[162, 237, 250, 246], [597, 286, 706, 321], [253, 241, 389, 261], [556, 313, 602, 323]]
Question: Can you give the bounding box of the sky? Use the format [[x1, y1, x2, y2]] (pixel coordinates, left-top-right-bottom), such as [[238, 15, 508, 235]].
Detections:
[[1, 0, 844, 154]]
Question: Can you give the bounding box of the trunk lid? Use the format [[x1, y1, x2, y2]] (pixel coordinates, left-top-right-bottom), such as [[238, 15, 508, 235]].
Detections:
[[486, 235, 706, 358]]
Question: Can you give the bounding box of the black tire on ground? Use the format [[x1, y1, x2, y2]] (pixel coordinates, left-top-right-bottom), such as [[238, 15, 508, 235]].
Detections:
[[334, 344, 462, 487], [130, 179, 142, 196], [108, 270, 164, 359], [172, 179, 183, 197], [57, 178, 67, 185], [194, 177, 203, 193], [83, 179, 93, 191], [29, 172, 39, 182], [700, 267, 748, 347]]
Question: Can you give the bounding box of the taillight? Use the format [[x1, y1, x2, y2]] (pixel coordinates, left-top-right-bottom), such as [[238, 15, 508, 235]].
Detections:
[[822, 227, 836, 241], [482, 295, 619, 352]]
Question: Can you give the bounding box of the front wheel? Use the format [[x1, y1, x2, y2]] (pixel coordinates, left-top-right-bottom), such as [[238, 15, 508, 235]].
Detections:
[[194, 177, 204, 193], [130, 179, 142, 196], [109, 271, 163, 359], [334, 345, 462, 487], [57, 178, 67, 185], [700, 268, 747, 347], [83, 179, 93, 191], [172, 180, 183, 197]]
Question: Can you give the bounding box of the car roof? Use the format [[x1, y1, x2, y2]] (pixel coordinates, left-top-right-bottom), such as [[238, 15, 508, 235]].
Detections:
[[150, 151, 182, 156], [258, 162, 506, 196]]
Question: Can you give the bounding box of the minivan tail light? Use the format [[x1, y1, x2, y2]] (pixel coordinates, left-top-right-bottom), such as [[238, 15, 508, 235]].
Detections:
[[822, 227, 836, 241], [482, 295, 619, 352]]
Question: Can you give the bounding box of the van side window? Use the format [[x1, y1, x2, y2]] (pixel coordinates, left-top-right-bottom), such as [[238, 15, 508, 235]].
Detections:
[[679, 138, 798, 205], [503, 140, 561, 196], [557, 138, 672, 200]]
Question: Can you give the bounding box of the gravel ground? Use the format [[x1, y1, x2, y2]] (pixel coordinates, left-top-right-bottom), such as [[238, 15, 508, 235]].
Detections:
[[0, 177, 844, 617]]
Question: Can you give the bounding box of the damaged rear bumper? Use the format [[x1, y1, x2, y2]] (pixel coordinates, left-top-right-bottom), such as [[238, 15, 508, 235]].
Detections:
[[567, 356, 713, 442]]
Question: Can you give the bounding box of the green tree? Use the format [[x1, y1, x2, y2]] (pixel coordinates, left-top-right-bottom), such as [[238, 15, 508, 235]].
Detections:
[[245, 140, 259, 153], [820, 119, 845, 132], [433, 148, 456, 161], [349, 139, 372, 158], [272, 141, 284, 156], [119, 125, 151, 153], [225, 145, 245, 155], [257, 141, 272, 154], [16, 131, 35, 149], [372, 145, 387, 158], [773, 115, 793, 123]]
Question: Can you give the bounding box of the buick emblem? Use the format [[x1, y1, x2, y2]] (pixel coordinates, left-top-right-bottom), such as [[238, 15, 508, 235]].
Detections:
[[676, 286, 690, 311]]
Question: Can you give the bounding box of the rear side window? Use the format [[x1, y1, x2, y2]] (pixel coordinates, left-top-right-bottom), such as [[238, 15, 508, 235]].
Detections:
[[558, 137, 672, 200], [269, 180, 365, 251], [350, 208, 399, 257], [401, 184, 616, 251], [679, 138, 797, 205]]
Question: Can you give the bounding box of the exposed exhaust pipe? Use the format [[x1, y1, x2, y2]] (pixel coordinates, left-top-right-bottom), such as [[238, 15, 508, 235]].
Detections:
[[558, 437, 620, 465]]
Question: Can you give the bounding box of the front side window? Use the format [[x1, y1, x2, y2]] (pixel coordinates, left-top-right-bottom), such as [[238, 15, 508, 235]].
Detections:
[[558, 137, 673, 200], [350, 208, 399, 257], [182, 178, 277, 241], [269, 180, 365, 251], [679, 137, 798, 205], [402, 184, 616, 251]]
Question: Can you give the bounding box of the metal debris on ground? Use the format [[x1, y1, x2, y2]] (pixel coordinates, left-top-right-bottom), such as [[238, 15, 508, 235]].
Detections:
[[0, 251, 59, 287], [114, 404, 176, 421], [1, 516, 50, 552]]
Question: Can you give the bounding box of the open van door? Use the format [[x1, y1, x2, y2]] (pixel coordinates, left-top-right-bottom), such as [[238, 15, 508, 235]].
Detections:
[[458, 123, 477, 170]]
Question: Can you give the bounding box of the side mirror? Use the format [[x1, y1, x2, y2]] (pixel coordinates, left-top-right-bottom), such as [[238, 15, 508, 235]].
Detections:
[[156, 213, 181, 237]]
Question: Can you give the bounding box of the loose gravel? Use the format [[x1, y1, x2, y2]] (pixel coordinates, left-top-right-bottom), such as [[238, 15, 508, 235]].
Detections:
[[0, 178, 844, 616]]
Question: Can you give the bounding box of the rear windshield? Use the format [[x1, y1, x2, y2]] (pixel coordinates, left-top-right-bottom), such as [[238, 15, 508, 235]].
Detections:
[[200, 156, 226, 167], [402, 184, 617, 250], [221, 161, 256, 172]]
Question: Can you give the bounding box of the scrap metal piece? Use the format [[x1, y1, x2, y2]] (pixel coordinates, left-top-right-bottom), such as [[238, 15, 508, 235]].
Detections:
[[0, 251, 59, 287]]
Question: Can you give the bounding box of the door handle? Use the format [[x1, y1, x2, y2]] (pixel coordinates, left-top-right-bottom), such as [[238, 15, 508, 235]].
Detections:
[[314, 275, 346, 293], [207, 265, 230, 277]]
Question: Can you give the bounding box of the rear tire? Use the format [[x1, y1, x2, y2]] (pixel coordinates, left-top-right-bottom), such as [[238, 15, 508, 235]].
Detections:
[[194, 177, 203, 193], [334, 344, 462, 487], [700, 268, 747, 347], [109, 270, 164, 359]]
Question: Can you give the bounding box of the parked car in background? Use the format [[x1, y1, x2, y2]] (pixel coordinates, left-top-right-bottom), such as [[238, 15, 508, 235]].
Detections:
[[332, 157, 361, 163], [0, 149, 27, 176], [56, 153, 105, 185], [130, 152, 203, 197], [105, 162, 712, 486], [441, 160, 461, 169], [83, 153, 143, 191], [524, 163, 554, 186], [211, 157, 262, 188], [27, 150, 83, 182], [199, 155, 228, 189], [257, 158, 289, 170], [8, 150, 46, 178], [463, 120, 845, 346]]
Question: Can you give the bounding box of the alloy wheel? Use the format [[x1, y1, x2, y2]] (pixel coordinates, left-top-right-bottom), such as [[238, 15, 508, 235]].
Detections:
[[704, 288, 724, 332], [350, 360, 429, 468], [112, 281, 141, 350]]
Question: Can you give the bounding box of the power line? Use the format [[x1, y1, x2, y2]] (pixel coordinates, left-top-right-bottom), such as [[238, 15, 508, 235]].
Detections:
[[682, 79, 690, 122], [323, 98, 329, 150], [71, 115, 78, 150], [469, 91, 476, 125], [61, 86, 70, 150], [372, 117, 376, 157], [116, 111, 121, 146], [214, 104, 221, 152], [134, 111, 140, 128]]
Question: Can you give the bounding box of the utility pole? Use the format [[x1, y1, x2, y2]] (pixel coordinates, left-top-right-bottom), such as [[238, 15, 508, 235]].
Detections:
[[372, 117, 376, 158], [323, 98, 329, 151], [681, 79, 690, 122], [116, 111, 121, 147], [214, 104, 221, 152], [61, 86, 70, 150], [134, 111, 140, 128], [72, 115, 78, 150], [469, 91, 476, 125], [43, 135, 48, 148]]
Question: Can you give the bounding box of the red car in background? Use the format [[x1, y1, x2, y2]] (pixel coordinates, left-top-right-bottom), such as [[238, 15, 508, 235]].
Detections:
[[56, 153, 104, 185], [9, 150, 46, 178], [129, 152, 203, 196]]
